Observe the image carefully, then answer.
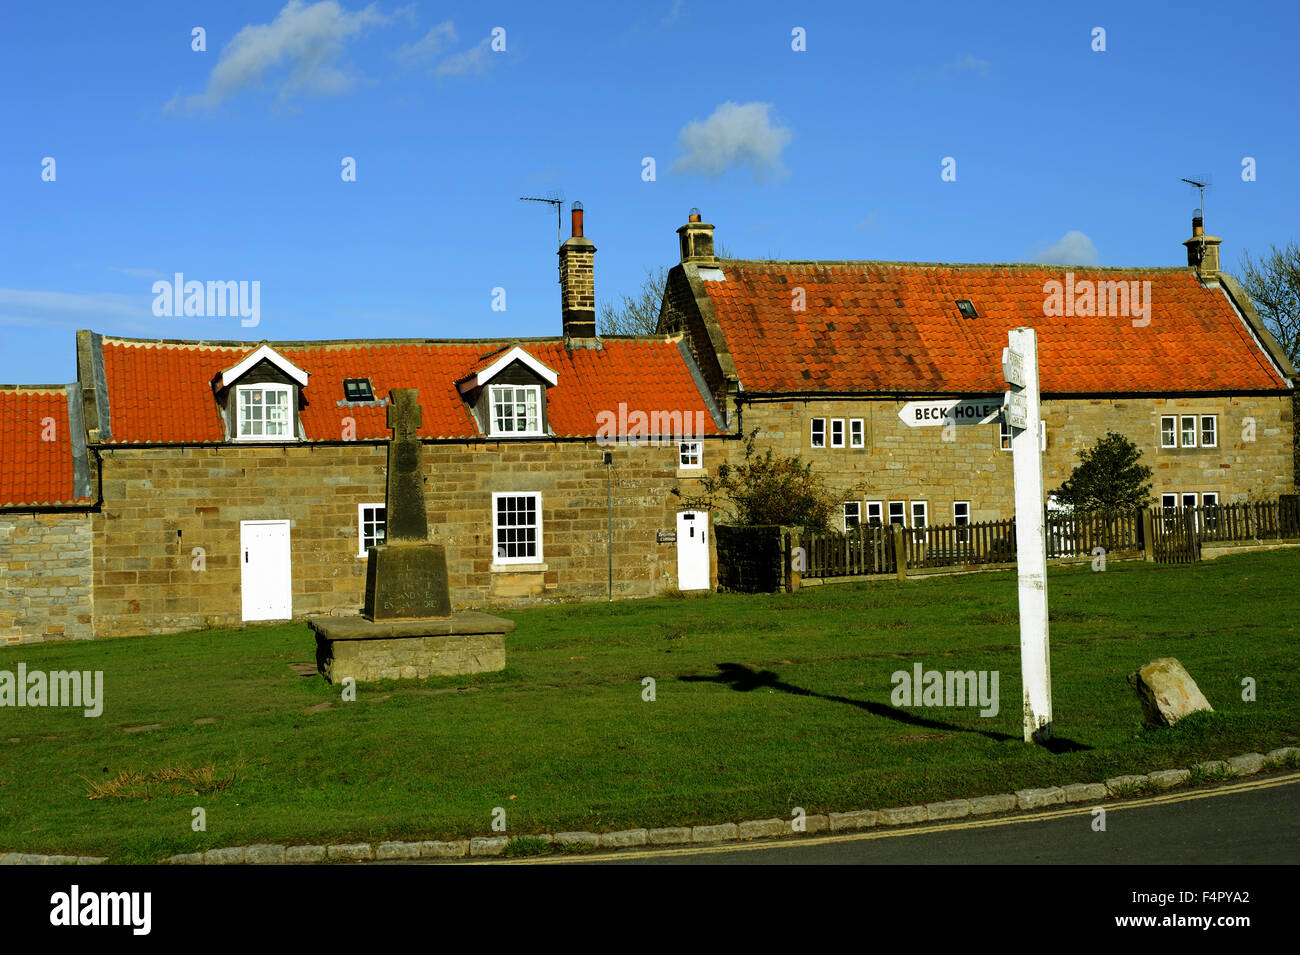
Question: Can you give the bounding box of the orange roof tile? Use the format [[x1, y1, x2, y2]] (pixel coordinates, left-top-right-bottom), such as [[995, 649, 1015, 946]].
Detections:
[[97, 337, 724, 444], [0, 388, 92, 507], [701, 263, 1288, 394]]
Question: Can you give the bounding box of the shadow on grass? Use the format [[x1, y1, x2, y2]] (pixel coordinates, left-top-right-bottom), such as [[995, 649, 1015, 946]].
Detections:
[[681, 662, 1090, 752]]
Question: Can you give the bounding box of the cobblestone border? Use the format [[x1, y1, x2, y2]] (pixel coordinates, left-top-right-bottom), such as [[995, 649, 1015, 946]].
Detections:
[[4, 747, 1295, 865]]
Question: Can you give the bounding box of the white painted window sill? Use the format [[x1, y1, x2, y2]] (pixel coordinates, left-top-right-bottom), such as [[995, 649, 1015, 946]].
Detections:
[[491, 562, 548, 573]]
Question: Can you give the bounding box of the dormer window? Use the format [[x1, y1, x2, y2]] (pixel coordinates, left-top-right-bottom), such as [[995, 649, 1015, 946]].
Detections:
[[236, 384, 294, 439], [490, 384, 542, 436], [343, 378, 374, 402]]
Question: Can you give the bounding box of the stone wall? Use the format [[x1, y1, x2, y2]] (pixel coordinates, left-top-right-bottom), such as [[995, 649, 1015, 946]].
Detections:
[[91, 439, 715, 637], [736, 394, 1294, 526], [0, 512, 94, 642], [715, 525, 786, 593]]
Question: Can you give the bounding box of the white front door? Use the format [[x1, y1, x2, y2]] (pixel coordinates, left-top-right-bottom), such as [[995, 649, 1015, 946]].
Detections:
[[240, 520, 292, 621], [676, 511, 709, 590]]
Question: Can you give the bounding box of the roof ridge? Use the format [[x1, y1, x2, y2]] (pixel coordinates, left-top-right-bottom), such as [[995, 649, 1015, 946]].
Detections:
[[718, 258, 1197, 273]]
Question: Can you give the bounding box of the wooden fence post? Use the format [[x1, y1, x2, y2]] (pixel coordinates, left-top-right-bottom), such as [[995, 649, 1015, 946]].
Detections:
[[1141, 509, 1155, 562], [893, 524, 907, 581]]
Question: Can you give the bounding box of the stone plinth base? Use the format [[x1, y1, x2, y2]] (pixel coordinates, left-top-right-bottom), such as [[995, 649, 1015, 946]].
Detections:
[[309, 612, 514, 684]]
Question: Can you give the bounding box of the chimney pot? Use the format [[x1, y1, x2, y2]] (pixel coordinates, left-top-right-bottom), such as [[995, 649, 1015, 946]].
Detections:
[[571, 202, 584, 238]]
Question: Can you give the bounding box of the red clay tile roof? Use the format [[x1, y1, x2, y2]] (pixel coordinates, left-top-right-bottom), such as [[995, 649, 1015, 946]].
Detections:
[[97, 337, 723, 444], [0, 388, 92, 507], [701, 263, 1289, 394]]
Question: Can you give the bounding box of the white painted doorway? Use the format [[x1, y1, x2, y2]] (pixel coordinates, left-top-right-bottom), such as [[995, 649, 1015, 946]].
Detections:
[[240, 520, 292, 621], [676, 511, 709, 590]]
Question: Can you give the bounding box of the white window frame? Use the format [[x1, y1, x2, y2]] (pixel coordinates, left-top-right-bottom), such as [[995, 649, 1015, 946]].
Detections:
[[887, 501, 906, 526], [1200, 415, 1217, 448], [843, 502, 861, 531], [492, 491, 543, 565], [810, 418, 826, 448], [1160, 416, 1177, 448], [954, 501, 971, 544], [679, 440, 702, 470], [1202, 491, 1219, 533], [234, 383, 295, 441], [357, 503, 386, 558], [1181, 492, 1198, 509], [910, 501, 928, 541], [830, 418, 845, 448], [489, 384, 543, 437], [865, 501, 883, 525], [1161, 493, 1178, 510], [1180, 415, 1198, 448], [849, 418, 865, 448], [999, 419, 1012, 451]]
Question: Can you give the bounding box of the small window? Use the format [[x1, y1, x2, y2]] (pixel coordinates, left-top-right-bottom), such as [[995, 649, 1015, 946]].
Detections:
[[1202, 492, 1219, 532], [849, 418, 865, 448], [954, 501, 971, 544], [866, 501, 883, 525], [887, 501, 906, 526], [490, 384, 542, 436], [843, 502, 861, 531], [810, 418, 826, 448], [1161, 416, 1177, 448], [956, 299, 978, 319], [830, 419, 845, 448], [236, 384, 294, 440], [1180, 415, 1197, 448], [1161, 493, 1178, 510], [343, 378, 374, 402], [999, 419, 1012, 451], [679, 440, 702, 469], [1200, 415, 1217, 448], [1181, 492, 1198, 509], [358, 503, 386, 557], [911, 500, 928, 533], [492, 492, 542, 564]]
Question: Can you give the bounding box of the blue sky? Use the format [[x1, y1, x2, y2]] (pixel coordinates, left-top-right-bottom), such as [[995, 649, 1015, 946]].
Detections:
[[2, 0, 1297, 384]]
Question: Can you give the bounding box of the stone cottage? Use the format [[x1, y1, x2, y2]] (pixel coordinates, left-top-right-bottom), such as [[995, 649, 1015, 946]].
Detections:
[[659, 211, 1295, 533]]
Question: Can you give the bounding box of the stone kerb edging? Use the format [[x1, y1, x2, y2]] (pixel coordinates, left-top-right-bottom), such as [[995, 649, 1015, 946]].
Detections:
[[4, 748, 1294, 865]]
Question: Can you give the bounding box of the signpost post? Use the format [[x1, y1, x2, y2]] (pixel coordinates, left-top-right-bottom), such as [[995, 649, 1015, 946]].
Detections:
[[1004, 328, 1053, 743]]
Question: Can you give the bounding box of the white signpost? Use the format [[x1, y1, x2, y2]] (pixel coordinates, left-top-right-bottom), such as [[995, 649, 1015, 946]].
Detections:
[[1004, 328, 1053, 743], [897, 398, 1003, 427]]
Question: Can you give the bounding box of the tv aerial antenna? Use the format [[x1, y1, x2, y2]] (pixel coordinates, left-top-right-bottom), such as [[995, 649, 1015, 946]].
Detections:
[[1180, 176, 1210, 223], [519, 194, 565, 247]]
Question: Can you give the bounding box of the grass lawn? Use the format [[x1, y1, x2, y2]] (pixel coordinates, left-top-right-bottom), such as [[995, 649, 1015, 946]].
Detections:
[[2, 550, 1298, 863]]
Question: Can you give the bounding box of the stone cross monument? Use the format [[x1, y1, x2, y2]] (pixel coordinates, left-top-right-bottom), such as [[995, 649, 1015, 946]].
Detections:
[[362, 388, 450, 619]]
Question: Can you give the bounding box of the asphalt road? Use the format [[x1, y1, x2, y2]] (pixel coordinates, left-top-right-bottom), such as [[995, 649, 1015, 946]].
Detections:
[[478, 771, 1300, 866]]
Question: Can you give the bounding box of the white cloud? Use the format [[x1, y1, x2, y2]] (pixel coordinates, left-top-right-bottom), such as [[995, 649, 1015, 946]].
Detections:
[[1027, 230, 1100, 266], [946, 53, 989, 75], [671, 101, 793, 180], [107, 266, 165, 280], [166, 1, 389, 111], [436, 37, 493, 77], [397, 20, 456, 63]]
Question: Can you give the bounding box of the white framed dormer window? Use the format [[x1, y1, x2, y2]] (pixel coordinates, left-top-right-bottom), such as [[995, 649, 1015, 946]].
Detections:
[[679, 440, 702, 469], [1161, 416, 1177, 448], [843, 501, 861, 531], [811, 418, 826, 448], [492, 492, 542, 565], [490, 384, 542, 436], [357, 503, 386, 557], [849, 418, 865, 448], [830, 419, 845, 448], [1200, 415, 1217, 448], [236, 384, 295, 440]]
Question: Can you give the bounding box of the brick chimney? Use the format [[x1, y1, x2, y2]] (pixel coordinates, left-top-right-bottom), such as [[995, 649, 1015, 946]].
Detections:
[[677, 208, 717, 265], [559, 202, 597, 340], [1183, 211, 1222, 279]]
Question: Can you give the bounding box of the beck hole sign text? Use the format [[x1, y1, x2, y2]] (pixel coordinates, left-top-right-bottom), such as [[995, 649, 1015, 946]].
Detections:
[[898, 398, 1002, 427]]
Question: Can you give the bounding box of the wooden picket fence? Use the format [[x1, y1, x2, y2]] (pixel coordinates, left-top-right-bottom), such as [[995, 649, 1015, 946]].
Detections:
[[778, 497, 1298, 582]]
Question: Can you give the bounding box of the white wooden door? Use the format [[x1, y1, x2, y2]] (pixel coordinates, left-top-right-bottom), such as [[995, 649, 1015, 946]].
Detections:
[[676, 511, 709, 590], [240, 520, 292, 621]]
